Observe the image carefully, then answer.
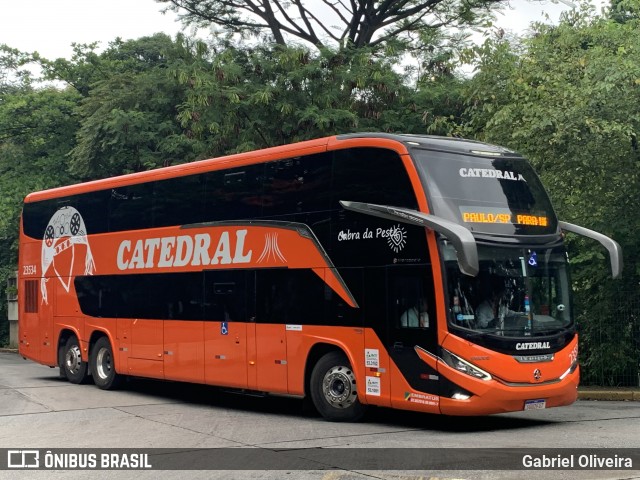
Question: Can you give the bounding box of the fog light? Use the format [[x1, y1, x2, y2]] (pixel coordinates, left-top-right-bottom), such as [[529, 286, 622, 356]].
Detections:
[[452, 393, 471, 400]]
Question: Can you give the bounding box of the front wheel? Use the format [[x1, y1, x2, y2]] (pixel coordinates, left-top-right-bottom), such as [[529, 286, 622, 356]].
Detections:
[[57, 343, 67, 380], [309, 351, 366, 422], [90, 337, 121, 390], [62, 336, 88, 384]]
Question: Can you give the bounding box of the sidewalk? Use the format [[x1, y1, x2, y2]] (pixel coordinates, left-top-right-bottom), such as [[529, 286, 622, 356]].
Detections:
[[578, 387, 640, 401]]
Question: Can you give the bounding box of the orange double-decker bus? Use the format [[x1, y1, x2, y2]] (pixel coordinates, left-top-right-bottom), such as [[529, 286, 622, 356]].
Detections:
[[18, 133, 622, 421]]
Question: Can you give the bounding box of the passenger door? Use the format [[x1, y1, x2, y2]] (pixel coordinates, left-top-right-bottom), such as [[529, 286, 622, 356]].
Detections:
[[387, 265, 440, 409], [123, 274, 165, 379], [163, 275, 205, 383], [252, 270, 291, 394], [204, 271, 251, 389]]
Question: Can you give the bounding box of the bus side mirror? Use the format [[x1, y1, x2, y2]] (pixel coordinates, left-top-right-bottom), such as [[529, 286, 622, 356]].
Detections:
[[559, 221, 623, 279]]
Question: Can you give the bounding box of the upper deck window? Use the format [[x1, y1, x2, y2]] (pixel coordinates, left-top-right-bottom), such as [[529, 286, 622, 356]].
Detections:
[[413, 149, 558, 236]]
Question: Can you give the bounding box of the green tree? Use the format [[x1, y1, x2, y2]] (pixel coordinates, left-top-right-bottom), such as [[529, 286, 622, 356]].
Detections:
[[157, 0, 502, 52], [0, 84, 80, 345], [66, 34, 200, 178], [609, 0, 640, 23], [465, 2, 640, 384], [170, 42, 467, 157], [14, 31, 470, 179], [0, 45, 34, 95]]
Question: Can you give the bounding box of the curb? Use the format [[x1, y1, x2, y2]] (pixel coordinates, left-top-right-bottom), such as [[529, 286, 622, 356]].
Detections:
[[578, 389, 640, 402]]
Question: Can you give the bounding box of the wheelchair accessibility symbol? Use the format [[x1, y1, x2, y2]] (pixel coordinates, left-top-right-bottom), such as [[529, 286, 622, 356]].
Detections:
[[221, 322, 229, 335]]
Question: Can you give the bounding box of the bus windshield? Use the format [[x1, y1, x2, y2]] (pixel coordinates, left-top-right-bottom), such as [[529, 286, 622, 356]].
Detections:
[[442, 242, 572, 338], [414, 149, 558, 236]]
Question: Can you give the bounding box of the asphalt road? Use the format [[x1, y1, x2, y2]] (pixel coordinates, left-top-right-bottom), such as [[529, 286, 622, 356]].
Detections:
[[1, 351, 639, 480]]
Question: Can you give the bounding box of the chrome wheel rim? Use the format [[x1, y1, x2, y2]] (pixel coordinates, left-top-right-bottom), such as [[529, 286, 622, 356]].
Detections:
[[95, 347, 112, 380], [65, 344, 82, 375], [322, 365, 357, 409]]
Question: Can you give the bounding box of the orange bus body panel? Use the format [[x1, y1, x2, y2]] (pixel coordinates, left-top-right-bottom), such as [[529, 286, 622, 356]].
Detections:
[[205, 321, 249, 389], [164, 320, 205, 384], [18, 134, 580, 419]]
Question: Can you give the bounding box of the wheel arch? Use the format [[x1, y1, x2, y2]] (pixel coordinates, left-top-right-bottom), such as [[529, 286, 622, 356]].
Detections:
[[57, 328, 80, 367], [304, 342, 360, 400], [88, 329, 110, 353], [87, 329, 118, 371]]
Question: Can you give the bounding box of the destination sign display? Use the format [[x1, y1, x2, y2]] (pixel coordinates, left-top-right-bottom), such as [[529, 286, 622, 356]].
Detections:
[[459, 207, 549, 227], [414, 149, 559, 235]]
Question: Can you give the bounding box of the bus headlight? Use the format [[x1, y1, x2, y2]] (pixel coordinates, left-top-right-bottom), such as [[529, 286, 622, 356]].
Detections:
[[441, 349, 492, 381]]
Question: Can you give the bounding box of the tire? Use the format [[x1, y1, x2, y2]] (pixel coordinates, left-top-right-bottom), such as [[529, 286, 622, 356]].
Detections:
[[62, 336, 88, 384], [57, 343, 67, 380], [90, 336, 121, 390], [309, 351, 366, 422]]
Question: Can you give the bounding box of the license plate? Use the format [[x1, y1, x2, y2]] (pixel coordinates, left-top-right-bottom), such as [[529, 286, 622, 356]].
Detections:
[[524, 399, 546, 410]]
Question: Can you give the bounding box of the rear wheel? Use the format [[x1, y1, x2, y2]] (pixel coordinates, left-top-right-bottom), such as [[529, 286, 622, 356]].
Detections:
[[90, 337, 121, 390], [62, 336, 88, 384], [310, 351, 366, 422]]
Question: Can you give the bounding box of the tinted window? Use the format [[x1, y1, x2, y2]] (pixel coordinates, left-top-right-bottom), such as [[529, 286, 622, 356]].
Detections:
[[262, 153, 332, 217], [203, 270, 253, 321], [415, 150, 558, 235], [23, 147, 417, 240], [256, 269, 323, 324], [255, 268, 360, 326], [203, 165, 264, 222], [24, 190, 112, 239], [76, 269, 361, 326], [332, 148, 417, 209], [73, 190, 110, 234], [22, 201, 59, 239], [154, 174, 206, 227], [75, 273, 204, 320], [331, 267, 363, 326], [109, 184, 155, 232]]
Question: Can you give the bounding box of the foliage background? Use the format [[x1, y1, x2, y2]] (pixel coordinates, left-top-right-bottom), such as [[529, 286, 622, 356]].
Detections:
[[462, 1, 640, 384]]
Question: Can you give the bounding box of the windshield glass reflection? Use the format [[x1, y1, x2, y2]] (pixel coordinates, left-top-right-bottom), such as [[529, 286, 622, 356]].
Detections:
[[443, 242, 572, 337]]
